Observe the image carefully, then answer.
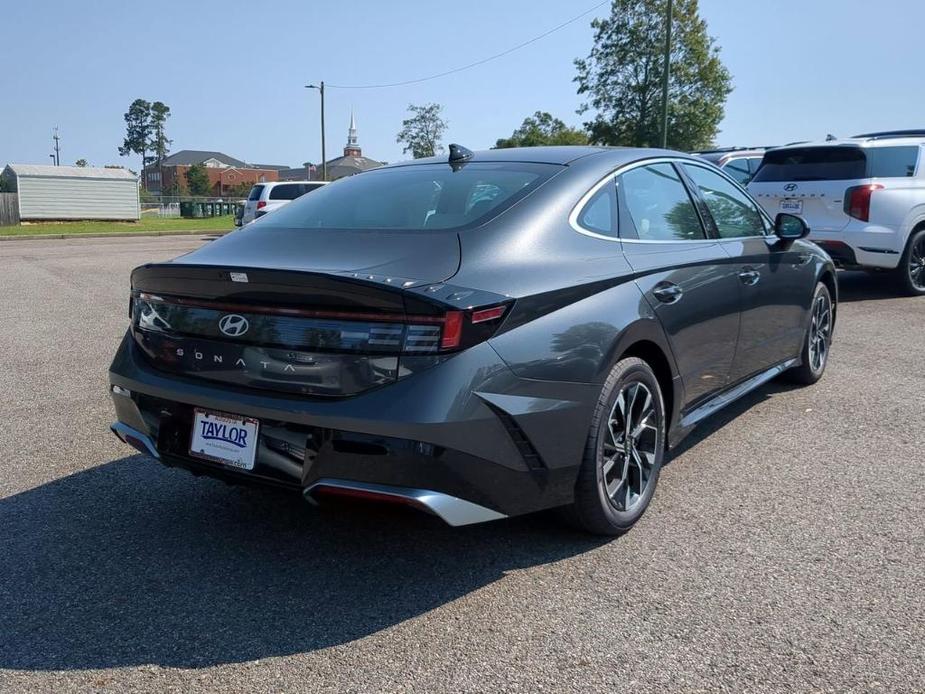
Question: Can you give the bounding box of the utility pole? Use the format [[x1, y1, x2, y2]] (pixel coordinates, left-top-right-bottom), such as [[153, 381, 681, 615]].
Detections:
[[52, 126, 61, 166], [305, 82, 327, 181], [660, 0, 673, 149]]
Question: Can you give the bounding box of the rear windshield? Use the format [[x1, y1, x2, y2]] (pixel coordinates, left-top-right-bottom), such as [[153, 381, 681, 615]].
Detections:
[[247, 185, 264, 201], [753, 145, 919, 182], [255, 162, 559, 231], [269, 184, 306, 200]]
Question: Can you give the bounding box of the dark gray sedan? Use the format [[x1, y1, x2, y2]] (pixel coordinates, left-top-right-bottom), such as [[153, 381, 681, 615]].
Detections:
[[109, 145, 836, 535]]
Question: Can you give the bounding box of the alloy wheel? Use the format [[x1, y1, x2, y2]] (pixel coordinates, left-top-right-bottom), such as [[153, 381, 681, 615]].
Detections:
[[808, 292, 832, 372], [909, 235, 925, 291], [601, 382, 659, 512]]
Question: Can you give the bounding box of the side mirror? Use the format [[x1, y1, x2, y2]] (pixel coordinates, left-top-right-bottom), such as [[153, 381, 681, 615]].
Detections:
[[774, 212, 810, 241]]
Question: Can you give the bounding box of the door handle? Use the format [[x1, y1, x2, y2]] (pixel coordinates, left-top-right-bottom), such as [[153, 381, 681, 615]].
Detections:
[[738, 268, 761, 286], [653, 282, 683, 304]]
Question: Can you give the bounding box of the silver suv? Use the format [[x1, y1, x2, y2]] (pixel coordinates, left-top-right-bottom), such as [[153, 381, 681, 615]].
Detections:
[[748, 131, 925, 295]]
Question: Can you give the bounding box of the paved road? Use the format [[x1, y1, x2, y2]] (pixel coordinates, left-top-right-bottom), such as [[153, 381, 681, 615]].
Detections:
[[0, 236, 922, 693]]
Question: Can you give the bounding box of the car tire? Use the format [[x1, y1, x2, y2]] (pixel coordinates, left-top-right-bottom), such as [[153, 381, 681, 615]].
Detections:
[[895, 227, 925, 296], [564, 357, 666, 536], [785, 282, 833, 385]]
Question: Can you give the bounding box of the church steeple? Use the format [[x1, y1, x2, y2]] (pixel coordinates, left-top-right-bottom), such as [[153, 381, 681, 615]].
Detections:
[[344, 111, 361, 157]]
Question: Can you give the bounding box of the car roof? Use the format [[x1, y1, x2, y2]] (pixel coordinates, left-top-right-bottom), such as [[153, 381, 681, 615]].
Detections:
[[381, 146, 702, 171], [264, 180, 325, 186]]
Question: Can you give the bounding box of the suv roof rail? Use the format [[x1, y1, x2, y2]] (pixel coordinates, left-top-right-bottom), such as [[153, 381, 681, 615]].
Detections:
[[852, 129, 925, 140]]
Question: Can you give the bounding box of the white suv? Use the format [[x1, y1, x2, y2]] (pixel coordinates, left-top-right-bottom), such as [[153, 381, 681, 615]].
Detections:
[[240, 181, 327, 226], [748, 132, 925, 295]]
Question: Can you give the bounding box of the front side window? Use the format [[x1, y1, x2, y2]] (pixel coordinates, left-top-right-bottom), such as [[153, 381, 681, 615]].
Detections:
[[257, 162, 559, 231], [620, 163, 705, 241], [682, 164, 766, 238], [576, 179, 616, 236]]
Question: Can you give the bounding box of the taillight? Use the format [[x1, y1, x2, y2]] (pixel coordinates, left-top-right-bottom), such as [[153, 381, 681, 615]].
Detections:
[[256, 200, 267, 210], [844, 184, 883, 222], [440, 311, 464, 350], [409, 302, 511, 354]]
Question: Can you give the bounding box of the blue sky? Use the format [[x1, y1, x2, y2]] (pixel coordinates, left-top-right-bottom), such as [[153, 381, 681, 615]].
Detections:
[[1, 0, 924, 170]]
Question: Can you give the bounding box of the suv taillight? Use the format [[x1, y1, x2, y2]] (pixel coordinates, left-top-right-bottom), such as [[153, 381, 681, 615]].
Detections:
[[844, 184, 883, 222], [256, 200, 267, 210]]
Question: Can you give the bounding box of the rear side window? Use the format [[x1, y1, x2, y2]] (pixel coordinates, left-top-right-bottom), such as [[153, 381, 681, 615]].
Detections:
[[752, 147, 866, 182], [269, 184, 305, 200], [577, 179, 617, 236], [247, 185, 264, 201], [619, 163, 705, 241], [257, 163, 558, 231], [866, 147, 918, 177]]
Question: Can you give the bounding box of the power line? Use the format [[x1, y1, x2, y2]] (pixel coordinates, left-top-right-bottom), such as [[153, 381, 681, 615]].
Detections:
[[327, 0, 609, 89]]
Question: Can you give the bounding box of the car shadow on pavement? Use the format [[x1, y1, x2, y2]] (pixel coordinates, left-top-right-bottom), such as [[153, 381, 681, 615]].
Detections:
[[0, 456, 605, 671], [836, 270, 905, 302]]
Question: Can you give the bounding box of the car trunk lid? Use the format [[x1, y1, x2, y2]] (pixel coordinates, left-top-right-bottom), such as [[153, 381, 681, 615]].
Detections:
[[129, 228, 462, 397]]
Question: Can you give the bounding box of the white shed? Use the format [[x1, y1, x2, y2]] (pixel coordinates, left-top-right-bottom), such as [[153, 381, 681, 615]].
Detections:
[[1, 164, 140, 221]]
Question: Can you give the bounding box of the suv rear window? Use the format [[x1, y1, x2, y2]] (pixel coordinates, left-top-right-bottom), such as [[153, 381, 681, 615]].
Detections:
[[752, 147, 866, 182], [247, 185, 264, 201], [753, 145, 919, 182], [269, 184, 306, 200], [257, 162, 559, 231]]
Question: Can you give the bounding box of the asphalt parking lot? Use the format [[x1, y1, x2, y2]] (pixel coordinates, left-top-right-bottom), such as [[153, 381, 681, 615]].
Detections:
[[0, 235, 922, 693]]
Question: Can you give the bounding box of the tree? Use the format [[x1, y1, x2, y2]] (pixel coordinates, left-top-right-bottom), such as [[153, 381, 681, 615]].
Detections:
[[396, 103, 447, 159], [149, 101, 172, 171], [185, 164, 211, 196], [574, 0, 732, 151], [118, 99, 152, 188], [74, 159, 89, 167], [495, 112, 588, 148]]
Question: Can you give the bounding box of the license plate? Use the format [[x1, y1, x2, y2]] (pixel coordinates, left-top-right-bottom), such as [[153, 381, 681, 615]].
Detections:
[[189, 408, 259, 470], [780, 199, 803, 214]]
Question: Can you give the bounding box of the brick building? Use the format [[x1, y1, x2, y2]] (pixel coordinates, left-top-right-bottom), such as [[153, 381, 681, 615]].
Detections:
[[143, 150, 279, 196]]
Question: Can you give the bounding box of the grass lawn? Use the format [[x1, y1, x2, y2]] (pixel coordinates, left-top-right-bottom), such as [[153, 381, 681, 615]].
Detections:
[[0, 215, 234, 237]]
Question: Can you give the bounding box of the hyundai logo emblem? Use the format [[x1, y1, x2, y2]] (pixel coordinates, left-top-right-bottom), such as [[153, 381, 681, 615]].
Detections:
[[219, 314, 249, 337], [784, 183, 798, 192]]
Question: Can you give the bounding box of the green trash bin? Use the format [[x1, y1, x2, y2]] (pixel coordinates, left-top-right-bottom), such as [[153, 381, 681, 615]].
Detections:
[[179, 201, 193, 218], [192, 202, 203, 218], [205, 202, 215, 217]]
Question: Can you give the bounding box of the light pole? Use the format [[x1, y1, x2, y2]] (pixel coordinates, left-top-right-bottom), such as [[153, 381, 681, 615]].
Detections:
[[305, 82, 327, 181], [660, 0, 673, 149]]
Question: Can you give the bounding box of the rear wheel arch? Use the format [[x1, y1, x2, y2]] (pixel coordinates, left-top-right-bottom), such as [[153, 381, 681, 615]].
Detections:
[[618, 340, 675, 431]]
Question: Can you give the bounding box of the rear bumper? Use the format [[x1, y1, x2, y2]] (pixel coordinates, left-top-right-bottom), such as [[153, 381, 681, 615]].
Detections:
[[108, 332, 597, 522], [809, 225, 903, 269]]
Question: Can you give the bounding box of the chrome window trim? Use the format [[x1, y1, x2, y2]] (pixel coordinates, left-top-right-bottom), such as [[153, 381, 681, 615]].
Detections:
[[569, 173, 620, 241]]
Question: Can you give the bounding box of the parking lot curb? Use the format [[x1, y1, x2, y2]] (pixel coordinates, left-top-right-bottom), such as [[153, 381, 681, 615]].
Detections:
[[0, 229, 230, 241]]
